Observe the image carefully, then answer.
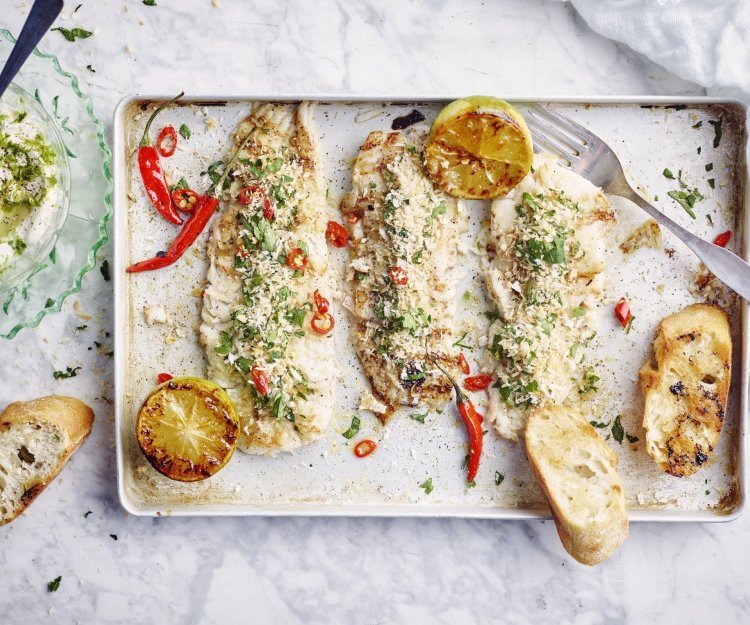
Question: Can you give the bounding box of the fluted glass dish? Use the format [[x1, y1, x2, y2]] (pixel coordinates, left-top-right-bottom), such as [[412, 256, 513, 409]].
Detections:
[[0, 28, 112, 339]]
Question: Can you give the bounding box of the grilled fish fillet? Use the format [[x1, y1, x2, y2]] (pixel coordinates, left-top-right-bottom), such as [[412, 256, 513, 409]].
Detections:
[[482, 154, 615, 440], [341, 129, 466, 418], [200, 103, 335, 454]]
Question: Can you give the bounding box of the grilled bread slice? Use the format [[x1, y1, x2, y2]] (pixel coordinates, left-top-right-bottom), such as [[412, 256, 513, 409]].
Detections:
[[639, 303, 731, 477], [0, 396, 94, 525], [525, 405, 628, 566]]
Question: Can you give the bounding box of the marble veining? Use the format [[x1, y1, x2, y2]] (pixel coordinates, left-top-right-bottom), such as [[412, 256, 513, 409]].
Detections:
[[1, 1, 747, 623]]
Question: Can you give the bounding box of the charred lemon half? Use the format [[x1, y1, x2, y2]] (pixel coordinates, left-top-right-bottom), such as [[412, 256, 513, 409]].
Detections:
[[425, 96, 533, 199], [136, 377, 238, 482]]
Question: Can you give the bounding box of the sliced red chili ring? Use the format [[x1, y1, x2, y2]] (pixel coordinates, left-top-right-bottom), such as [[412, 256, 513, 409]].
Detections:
[[286, 247, 308, 271], [326, 220, 348, 248], [389, 266, 408, 286], [614, 297, 632, 328], [463, 374, 492, 391], [713, 230, 732, 247], [311, 311, 334, 335], [458, 353, 470, 375], [251, 366, 270, 396], [157, 372, 173, 384], [346, 212, 361, 224], [157, 125, 177, 157], [237, 185, 274, 220], [171, 188, 200, 212], [354, 439, 377, 458], [314, 289, 329, 314]]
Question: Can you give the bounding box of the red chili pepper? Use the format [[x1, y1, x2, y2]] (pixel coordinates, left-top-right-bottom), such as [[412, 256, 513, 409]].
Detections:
[[354, 439, 377, 458], [326, 220, 348, 248], [311, 311, 334, 335], [458, 353, 470, 375], [128, 126, 257, 273], [313, 289, 329, 314], [138, 93, 184, 226], [171, 188, 200, 213], [237, 185, 274, 220], [157, 125, 177, 157], [389, 266, 408, 286], [251, 366, 270, 396], [464, 374, 492, 392], [614, 297, 632, 329], [713, 230, 732, 247], [286, 247, 308, 271], [157, 373, 173, 384], [428, 351, 483, 482], [346, 212, 361, 224]]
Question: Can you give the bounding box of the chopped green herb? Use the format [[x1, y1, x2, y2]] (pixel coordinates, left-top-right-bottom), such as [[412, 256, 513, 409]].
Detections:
[[214, 331, 232, 355], [692, 121, 703, 129], [569, 341, 579, 358], [463, 290, 471, 302], [47, 576, 62, 592], [662, 168, 674, 179], [178, 123, 191, 140], [611, 415, 625, 444], [369, 182, 377, 189], [53, 366, 81, 380], [626, 433, 639, 443], [467, 479, 477, 488], [143, 0, 157, 5], [707, 214, 714, 226], [45, 298, 54, 308], [705, 163, 714, 172], [571, 306, 586, 317], [494, 471, 504, 486], [452, 331, 473, 349], [74, 3, 82, 12], [708, 117, 723, 148], [84, 510, 92, 518], [100, 259, 110, 281], [625, 315, 635, 334], [10, 238, 26, 255], [708, 178, 715, 189], [589, 420, 610, 429], [51, 27, 93, 42], [668, 190, 698, 218], [419, 477, 434, 494], [342, 416, 361, 439], [171, 177, 190, 192], [410, 411, 428, 423], [697, 146, 702, 155], [86, 64, 95, 73]]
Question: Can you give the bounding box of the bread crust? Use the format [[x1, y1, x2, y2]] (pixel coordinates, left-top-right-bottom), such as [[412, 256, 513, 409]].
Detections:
[[639, 303, 731, 477], [0, 396, 94, 525], [525, 406, 628, 566]]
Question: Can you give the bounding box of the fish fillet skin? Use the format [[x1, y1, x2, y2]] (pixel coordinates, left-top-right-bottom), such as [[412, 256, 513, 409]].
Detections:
[[481, 154, 615, 441], [341, 129, 467, 419], [200, 102, 335, 454]]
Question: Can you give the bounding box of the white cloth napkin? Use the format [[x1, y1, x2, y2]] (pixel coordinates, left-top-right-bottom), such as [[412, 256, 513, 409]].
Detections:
[[569, 0, 750, 101]]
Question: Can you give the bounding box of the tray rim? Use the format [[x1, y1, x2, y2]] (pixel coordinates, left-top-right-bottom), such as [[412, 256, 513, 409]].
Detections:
[[113, 94, 748, 522]]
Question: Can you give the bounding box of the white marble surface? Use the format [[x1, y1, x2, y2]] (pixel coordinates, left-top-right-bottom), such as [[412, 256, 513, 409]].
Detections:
[[1, 1, 747, 623]]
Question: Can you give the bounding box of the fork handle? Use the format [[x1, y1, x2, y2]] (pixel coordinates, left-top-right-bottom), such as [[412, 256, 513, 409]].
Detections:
[[623, 189, 750, 301]]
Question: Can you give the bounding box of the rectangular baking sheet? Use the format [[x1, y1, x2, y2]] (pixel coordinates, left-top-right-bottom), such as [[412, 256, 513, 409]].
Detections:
[[114, 95, 748, 520]]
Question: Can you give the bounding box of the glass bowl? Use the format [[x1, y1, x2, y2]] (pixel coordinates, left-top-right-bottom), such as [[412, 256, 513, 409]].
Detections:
[[0, 82, 71, 294]]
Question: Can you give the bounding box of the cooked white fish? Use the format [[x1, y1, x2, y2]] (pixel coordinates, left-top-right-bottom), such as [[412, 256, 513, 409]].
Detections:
[[200, 103, 335, 454], [482, 154, 615, 440], [341, 129, 466, 418]]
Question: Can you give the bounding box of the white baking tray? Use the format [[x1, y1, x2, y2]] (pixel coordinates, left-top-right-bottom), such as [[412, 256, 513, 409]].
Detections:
[[114, 95, 748, 521]]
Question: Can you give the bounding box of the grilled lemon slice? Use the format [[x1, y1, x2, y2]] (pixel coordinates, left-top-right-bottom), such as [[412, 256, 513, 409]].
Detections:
[[425, 96, 533, 199], [136, 377, 238, 482]]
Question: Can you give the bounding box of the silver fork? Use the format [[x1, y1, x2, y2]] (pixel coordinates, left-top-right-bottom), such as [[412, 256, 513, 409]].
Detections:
[[523, 104, 750, 301]]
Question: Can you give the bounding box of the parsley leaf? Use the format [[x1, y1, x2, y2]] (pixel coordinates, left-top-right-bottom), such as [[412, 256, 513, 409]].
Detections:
[[47, 576, 62, 592], [662, 168, 675, 179], [419, 477, 434, 495], [708, 117, 723, 148], [611, 415, 625, 444], [410, 411, 428, 423], [143, 0, 157, 5], [214, 331, 232, 355], [53, 366, 81, 380], [100, 259, 110, 281], [342, 416, 361, 439], [178, 123, 191, 140], [494, 471, 505, 486], [668, 190, 698, 218], [51, 27, 92, 42]]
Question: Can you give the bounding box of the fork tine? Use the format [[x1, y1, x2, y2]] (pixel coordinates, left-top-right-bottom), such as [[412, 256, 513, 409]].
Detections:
[[530, 104, 599, 146], [526, 120, 578, 164], [526, 110, 584, 157], [528, 128, 573, 168]]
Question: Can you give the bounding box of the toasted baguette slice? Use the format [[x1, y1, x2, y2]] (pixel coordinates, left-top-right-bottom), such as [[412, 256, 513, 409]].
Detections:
[[639, 303, 731, 477], [525, 406, 628, 566], [0, 396, 94, 525]]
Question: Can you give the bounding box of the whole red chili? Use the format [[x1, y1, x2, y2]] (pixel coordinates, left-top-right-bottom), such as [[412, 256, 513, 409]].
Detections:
[[428, 351, 483, 482], [464, 374, 493, 392], [326, 220, 348, 248], [354, 439, 377, 458], [171, 188, 200, 213], [138, 92, 183, 225], [157, 125, 177, 157], [127, 127, 256, 273], [713, 230, 732, 248]]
